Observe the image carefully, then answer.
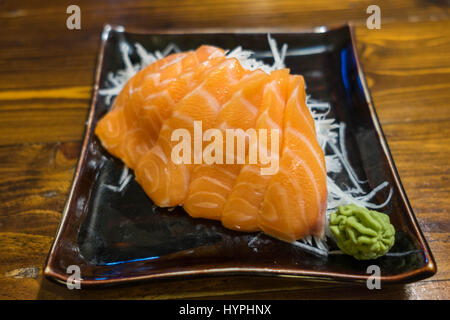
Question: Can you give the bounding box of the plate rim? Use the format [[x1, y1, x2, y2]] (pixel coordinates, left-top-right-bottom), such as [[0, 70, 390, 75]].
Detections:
[[44, 23, 437, 288]]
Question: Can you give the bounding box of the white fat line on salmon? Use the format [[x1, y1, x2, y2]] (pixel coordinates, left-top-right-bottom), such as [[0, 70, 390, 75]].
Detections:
[[170, 121, 280, 175]]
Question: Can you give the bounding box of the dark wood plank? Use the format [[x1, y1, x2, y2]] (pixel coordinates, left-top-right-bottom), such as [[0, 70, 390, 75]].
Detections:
[[1, 0, 449, 32], [356, 21, 450, 124], [0, 100, 89, 145], [1, 1, 449, 91], [199, 279, 450, 300], [0, 142, 79, 240]]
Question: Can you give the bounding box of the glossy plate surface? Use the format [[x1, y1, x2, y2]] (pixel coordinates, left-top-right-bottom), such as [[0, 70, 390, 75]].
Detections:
[[44, 24, 436, 287]]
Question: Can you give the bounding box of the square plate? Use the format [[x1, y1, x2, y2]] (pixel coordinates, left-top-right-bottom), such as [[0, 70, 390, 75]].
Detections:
[[44, 24, 436, 287]]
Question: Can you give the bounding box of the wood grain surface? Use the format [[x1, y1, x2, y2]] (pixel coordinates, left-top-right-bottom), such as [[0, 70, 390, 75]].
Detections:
[[0, 0, 449, 300]]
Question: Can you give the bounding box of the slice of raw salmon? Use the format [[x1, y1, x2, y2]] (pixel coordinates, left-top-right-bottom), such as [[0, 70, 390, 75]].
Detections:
[[258, 75, 327, 242], [184, 70, 270, 220], [134, 58, 247, 207], [221, 69, 290, 231]]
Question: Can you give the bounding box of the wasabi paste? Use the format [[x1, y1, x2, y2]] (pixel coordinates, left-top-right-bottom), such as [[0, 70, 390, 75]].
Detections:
[[329, 204, 395, 260]]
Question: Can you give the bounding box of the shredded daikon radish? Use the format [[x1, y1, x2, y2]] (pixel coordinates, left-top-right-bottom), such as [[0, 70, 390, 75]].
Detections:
[[338, 123, 366, 184], [226, 46, 271, 73], [292, 240, 328, 257], [267, 34, 288, 70], [98, 35, 393, 257], [134, 43, 159, 67], [103, 165, 133, 193], [226, 34, 286, 74], [248, 232, 263, 252]]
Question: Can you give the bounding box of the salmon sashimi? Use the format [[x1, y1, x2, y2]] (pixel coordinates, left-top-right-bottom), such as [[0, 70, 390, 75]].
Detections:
[[184, 70, 270, 220], [258, 76, 327, 242], [95, 46, 225, 168], [95, 44, 328, 243], [221, 69, 290, 231], [134, 58, 247, 207]]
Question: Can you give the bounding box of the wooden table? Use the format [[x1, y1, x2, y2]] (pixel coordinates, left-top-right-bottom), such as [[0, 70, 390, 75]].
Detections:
[[0, 0, 449, 300]]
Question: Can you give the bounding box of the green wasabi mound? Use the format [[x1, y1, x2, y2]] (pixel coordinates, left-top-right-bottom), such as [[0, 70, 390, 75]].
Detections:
[[329, 204, 395, 260]]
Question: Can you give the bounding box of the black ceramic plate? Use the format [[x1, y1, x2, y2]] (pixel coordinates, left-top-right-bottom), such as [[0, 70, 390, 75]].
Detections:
[[44, 24, 436, 287]]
